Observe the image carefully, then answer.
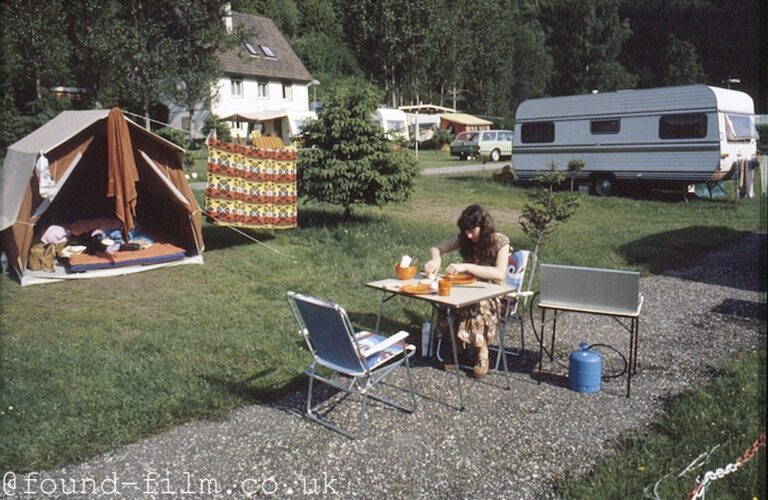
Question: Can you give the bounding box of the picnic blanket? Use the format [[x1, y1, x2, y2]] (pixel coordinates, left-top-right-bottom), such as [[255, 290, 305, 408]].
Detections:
[[204, 140, 297, 229]]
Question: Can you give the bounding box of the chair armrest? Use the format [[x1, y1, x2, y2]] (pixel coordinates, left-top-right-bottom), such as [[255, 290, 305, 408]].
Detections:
[[359, 330, 409, 358], [508, 290, 534, 298]]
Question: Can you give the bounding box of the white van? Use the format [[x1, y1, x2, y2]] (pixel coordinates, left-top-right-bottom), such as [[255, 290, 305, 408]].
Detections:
[[511, 85, 759, 195], [450, 129, 513, 161]]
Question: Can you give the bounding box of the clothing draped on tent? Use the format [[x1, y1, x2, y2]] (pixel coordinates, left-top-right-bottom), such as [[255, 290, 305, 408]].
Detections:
[[204, 140, 297, 229], [106, 108, 140, 238]]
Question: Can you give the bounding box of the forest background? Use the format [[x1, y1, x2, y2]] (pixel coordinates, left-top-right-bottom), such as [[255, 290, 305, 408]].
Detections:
[[1, 0, 764, 153]]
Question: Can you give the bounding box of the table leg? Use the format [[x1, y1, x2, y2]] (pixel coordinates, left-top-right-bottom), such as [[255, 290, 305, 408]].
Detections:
[[624, 317, 640, 398], [627, 318, 634, 398], [538, 308, 546, 384], [374, 291, 386, 334], [446, 307, 465, 411], [498, 309, 511, 390], [550, 311, 558, 362], [633, 317, 640, 374], [426, 307, 438, 358]]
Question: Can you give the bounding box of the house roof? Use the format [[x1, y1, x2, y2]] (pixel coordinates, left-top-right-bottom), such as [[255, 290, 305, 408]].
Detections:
[[219, 12, 313, 83]]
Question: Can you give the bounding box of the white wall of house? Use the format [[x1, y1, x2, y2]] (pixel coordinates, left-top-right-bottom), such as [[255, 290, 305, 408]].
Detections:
[[213, 77, 310, 115], [167, 76, 311, 141]]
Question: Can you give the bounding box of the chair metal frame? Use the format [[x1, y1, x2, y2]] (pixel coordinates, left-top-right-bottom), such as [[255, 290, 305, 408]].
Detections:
[[492, 250, 537, 372], [287, 291, 416, 438]]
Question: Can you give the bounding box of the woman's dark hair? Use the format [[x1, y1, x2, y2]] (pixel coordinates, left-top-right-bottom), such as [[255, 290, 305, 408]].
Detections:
[[457, 204, 496, 264]]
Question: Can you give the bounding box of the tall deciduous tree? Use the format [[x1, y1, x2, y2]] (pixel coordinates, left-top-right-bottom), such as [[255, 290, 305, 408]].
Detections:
[[297, 78, 418, 217], [540, 0, 637, 95], [166, 0, 247, 142], [619, 0, 760, 105], [461, 0, 552, 117], [662, 34, 707, 86], [341, 0, 433, 107], [104, 0, 178, 126], [3, 0, 72, 107], [423, 0, 467, 109]]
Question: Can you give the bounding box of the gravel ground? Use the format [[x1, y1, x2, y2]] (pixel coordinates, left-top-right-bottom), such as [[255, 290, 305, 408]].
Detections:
[[7, 234, 765, 499]]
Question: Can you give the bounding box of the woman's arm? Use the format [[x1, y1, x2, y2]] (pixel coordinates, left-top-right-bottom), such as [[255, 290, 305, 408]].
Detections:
[[445, 241, 509, 282], [423, 236, 460, 275]]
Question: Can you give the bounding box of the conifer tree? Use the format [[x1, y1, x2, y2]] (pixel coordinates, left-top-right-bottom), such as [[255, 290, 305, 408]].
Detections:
[[298, 78, 418, 218]]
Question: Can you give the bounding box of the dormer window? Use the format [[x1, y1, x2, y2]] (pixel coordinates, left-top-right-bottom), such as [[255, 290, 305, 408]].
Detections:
[[260, 45, 276, 58], [244, 42, 259, 57]]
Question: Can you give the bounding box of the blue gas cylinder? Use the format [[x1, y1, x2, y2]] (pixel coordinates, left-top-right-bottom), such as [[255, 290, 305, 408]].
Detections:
[[569, 342, 602, 393]]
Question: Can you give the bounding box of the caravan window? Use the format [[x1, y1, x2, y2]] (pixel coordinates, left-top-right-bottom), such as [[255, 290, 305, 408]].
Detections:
[[521, 122, 554, 143], [725, 114, 758, 142], [387, 120, 405, 132], [591, 119, 620, 134], [659, 113, 707, 139]]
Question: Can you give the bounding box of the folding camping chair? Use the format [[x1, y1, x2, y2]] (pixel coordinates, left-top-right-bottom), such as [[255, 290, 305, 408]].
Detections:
[[287, 291, 417, 438], [491, 249, 537, 371]]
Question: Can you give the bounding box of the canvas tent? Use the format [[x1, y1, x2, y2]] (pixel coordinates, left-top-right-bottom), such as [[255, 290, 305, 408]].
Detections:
[[0, 108, 204, 285]]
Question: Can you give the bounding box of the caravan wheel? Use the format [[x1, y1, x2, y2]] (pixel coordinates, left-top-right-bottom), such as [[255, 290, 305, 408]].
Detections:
[[593, 176, 615, 197]]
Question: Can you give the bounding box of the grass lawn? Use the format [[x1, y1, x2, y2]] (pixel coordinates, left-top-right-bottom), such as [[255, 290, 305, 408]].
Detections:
[[557, 349, 766, 499], [0, 171, 764, 483]]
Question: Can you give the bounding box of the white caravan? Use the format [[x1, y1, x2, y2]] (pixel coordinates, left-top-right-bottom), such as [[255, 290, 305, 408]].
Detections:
[[375, 108, 410, 142], [511, 85, 759, 195]]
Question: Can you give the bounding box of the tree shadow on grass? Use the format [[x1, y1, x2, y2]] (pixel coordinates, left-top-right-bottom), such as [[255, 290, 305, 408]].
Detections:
[[296, 206, 379, 229], [202, 224, 276, 251], [617, 227, 761, 290]]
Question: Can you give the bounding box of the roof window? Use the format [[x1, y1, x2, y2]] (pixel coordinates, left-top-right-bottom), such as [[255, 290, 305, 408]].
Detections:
[[260, 45, 276, 58], [244, 42, 259, 57]]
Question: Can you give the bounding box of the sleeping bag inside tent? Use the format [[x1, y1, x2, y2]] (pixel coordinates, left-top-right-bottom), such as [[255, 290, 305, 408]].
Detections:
[[0, 108, 205, 285]]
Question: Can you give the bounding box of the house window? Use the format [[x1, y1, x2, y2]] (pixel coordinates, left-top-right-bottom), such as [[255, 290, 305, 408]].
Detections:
[[181, 116, 190, 131], [244, 42, 259, 57], [659, 113, 707, 139], [521, 122, 555, 143], [260, 45, 276, 58], [282, 82, 292, 100], [258, 81, 268, 99], [590, 119, 620, 134], [231, 78, 243, 98]]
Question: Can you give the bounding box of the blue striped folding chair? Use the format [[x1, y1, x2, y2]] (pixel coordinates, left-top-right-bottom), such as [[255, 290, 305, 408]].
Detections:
[[287, 291, 417, 438], [491, 249, 538, 372]]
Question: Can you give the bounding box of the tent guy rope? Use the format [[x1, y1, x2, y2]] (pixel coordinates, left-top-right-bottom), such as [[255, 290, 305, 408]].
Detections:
[[200, 209, 287, 256]]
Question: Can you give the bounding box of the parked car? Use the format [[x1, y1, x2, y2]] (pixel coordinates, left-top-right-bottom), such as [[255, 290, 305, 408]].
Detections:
[[450, 130, 513, 161]]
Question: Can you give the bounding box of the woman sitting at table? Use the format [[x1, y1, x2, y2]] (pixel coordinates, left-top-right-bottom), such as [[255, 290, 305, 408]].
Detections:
[[423, 204, 511, 378]]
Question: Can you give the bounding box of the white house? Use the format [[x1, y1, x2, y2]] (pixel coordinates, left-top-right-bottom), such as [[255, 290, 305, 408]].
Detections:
[[167, 9, 316, 146]]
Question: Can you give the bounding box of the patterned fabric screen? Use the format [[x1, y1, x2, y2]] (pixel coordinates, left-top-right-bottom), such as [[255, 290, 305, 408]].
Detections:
[[205, 140, 297, 229]]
